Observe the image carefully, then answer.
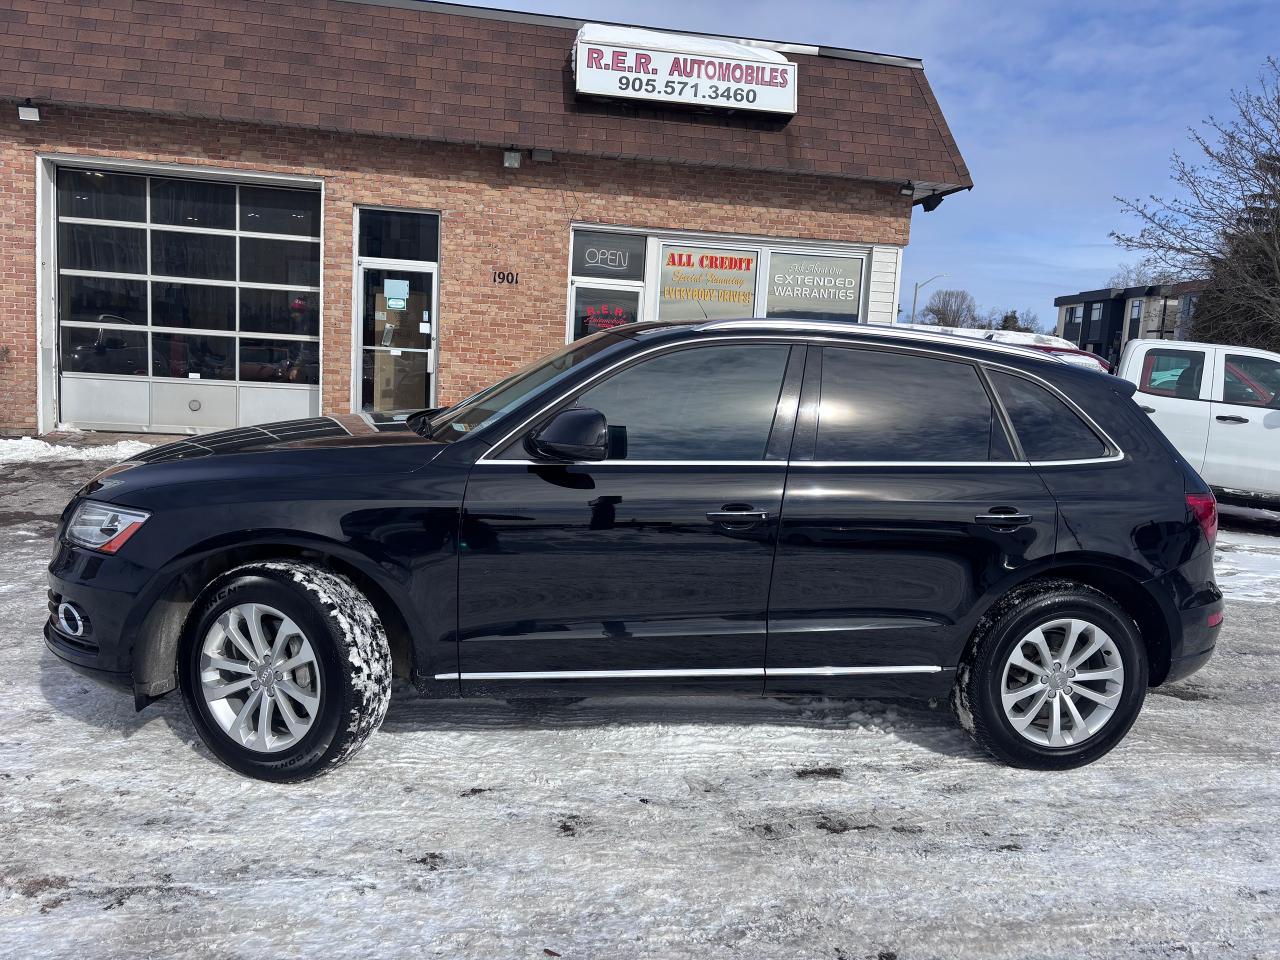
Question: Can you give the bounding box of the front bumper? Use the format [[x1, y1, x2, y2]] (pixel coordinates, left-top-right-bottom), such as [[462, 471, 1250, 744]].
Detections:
[[45, 540, 152, 696]]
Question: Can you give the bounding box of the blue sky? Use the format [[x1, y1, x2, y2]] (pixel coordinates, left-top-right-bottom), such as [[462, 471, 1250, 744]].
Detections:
[[455, 0, 1279, 324]]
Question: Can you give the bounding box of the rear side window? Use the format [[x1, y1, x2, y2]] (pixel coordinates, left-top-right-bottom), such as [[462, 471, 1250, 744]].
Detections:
[[815, 348, 1012, 462], [570, 343, 790, 460], [1138, 348, 1205, 399], [1222, 353, 1280, 407], [990, 371, 1108, 462]]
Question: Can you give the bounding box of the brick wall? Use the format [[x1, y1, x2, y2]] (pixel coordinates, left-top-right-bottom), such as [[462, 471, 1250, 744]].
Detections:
[[0, 105, 911, 433]]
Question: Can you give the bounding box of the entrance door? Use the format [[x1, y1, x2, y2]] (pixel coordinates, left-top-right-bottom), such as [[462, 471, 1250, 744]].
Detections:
[[358, 261, 437, 413]]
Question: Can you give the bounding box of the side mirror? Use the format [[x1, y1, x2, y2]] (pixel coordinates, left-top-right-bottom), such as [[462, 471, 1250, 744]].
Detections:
[[527, 406, 609, 462]]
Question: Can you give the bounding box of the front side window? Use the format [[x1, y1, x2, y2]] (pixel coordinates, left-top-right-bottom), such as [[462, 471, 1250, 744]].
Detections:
[[814, 348, 1010, 462], [1138, 348, 1205, 399], [429, 332, 626, 440], [569, 343, 790, 460], [990, 371, 1107, 461], [1222, 353, 1280, 407]]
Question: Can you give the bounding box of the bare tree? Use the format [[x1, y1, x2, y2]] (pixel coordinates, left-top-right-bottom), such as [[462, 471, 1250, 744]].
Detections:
[[1112, 58, 1280, 350], [1105, 259, 1175, 289], [920, 288, 979, 327]]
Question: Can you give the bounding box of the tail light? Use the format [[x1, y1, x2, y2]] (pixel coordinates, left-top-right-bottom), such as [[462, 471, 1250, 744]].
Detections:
[[1186, 492, 1218, 547]]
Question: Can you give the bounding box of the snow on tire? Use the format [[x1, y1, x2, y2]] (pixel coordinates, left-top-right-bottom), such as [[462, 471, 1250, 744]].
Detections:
[[178, 559, 392, 782]]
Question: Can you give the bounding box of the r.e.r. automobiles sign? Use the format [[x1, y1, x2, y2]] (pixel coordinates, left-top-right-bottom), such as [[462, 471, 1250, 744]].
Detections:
[[574, 42, 798, 115]]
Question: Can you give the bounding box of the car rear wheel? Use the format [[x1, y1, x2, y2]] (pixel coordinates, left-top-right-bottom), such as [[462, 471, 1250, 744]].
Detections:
[[953, 581, 1147, 769], [179, 561, 392, 782]]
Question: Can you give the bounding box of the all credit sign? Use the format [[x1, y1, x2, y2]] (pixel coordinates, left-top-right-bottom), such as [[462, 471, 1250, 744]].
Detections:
[[574, 41, 798, 115]]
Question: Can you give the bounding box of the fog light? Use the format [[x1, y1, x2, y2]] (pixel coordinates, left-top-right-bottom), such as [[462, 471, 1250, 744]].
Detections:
[[56, 600, 88, 637]]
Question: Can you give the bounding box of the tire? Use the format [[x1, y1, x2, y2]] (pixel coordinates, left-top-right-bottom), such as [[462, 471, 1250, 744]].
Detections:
[[178, 560, 392, 782], [952, 580, 1147, 769]]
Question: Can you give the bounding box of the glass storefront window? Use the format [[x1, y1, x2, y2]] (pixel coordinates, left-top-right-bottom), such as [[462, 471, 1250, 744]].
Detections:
[[766, 252, 863, 321], [60, 326, 148, 376], [571, 231, 646, 281], [658, 244, 757, 321], [150, 332, 236, 381], [151, 283, 235, 330], [58, 276, 147, 326], [240, 338, 320, 385], [358, 209, 439, 261], [362, 349, 429, 413], [54, 168, 322, 389], [240, 186, 321, 237], [240, 289, 320, 337], [57, 170, 146, 222], [573, 286, 640, 339]]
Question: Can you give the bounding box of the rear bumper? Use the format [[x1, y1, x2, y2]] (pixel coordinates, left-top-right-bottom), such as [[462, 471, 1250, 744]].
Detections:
[[1151, 549, 1223, 684]]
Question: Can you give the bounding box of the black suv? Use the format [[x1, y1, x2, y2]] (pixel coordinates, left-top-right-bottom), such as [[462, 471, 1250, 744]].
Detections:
[[46, 320, 1223, 781]]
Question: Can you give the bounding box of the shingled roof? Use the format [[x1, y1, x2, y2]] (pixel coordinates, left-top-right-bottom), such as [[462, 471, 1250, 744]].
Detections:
[[0, 0, 972, 195]]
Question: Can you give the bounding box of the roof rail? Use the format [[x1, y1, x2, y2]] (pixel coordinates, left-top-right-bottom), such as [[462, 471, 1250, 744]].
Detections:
[[693, 318, 1061, 362]]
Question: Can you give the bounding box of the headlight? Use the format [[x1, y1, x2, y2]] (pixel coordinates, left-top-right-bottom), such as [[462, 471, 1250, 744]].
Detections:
[[65, 500, 150, 554]]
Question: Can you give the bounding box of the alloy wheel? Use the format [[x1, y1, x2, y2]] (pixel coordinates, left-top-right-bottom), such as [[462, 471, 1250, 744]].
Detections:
[[999, 617, 1124, 748], [198, 602, 322, 753]]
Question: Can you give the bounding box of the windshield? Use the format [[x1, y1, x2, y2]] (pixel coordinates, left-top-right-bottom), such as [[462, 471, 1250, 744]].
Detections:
[[424, 330, 626, 440]]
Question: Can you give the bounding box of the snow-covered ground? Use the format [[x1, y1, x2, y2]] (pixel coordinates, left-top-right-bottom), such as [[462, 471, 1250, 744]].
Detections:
[[1, 452, 1278, 959]]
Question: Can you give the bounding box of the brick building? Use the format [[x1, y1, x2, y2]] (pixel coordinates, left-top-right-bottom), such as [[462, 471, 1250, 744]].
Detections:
[[0, 0, 970, 435]]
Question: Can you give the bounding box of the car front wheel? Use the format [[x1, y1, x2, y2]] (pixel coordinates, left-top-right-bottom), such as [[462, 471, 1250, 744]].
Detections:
[[178, 561, 392, 782], [953, 581, 1148, 769]]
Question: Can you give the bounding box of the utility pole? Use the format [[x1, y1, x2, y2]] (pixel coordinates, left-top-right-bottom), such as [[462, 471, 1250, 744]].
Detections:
[[909, 274, 947, 324]]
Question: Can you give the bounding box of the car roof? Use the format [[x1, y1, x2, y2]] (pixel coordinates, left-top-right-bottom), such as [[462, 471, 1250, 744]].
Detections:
[[667, 317, 1069, 367]]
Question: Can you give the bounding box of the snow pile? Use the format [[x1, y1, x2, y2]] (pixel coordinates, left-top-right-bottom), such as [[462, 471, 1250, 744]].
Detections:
[[1215, 527, 1280, 604], [0, 437, 151, 464]]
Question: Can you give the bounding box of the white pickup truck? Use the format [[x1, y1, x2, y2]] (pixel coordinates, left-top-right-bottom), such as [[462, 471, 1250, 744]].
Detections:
[[1116, 339, 1280, 509]]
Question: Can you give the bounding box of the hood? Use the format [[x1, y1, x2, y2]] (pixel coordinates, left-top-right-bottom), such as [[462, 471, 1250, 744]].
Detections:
[[126, 413, 428, 464], [77, 413, 446, 504]]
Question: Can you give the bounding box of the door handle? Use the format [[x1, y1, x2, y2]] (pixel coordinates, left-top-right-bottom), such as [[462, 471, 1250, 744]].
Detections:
[[974, 511, 1033, 527], [1215, 415, 1249, 424], [1139, 405, 1155, 414], [706, 509, 772, 524]]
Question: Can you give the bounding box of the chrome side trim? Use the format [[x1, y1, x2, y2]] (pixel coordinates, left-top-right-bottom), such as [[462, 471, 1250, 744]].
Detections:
[[433, 667, 763, 681], [477, 459, 788, 467], [769, 665, 943, 676], [433, 665, 943, 681]]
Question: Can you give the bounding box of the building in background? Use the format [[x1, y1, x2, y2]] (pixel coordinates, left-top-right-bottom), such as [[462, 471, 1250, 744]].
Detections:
[[0, 0, 969, 436], [1053, 281, 1206, 368]]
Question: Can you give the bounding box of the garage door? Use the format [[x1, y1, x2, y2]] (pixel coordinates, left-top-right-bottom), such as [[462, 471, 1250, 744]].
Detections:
[[54, 167, 322, 433]]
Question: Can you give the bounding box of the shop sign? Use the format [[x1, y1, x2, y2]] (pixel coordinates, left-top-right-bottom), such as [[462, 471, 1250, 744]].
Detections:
[[574, 287, 641, 339], [766, 253, 863, 320], [574, 42, 797, 115], [659, 245, 757, 321], [572, 231, 647, 281]]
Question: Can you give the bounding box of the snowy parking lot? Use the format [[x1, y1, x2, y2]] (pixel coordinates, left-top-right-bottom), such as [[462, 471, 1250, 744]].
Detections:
[[1, 442, 1278, 959]]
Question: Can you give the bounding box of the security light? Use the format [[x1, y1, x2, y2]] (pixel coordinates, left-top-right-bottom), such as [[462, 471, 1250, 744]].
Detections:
[[899, 181, 914, 197], [17, 99, 39, 122], [503, 149, 522, 169]]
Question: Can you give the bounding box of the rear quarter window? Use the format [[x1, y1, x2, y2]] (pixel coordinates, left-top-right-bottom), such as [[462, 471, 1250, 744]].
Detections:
[[990, 371, 1108, 462]]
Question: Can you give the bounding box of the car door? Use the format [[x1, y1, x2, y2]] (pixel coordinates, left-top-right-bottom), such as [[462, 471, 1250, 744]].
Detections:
[[1203, 347, 1280, 499], [765, 345, 1058, 696], [1129, 343, 1212, 470], [453, 338, 804, 696]]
